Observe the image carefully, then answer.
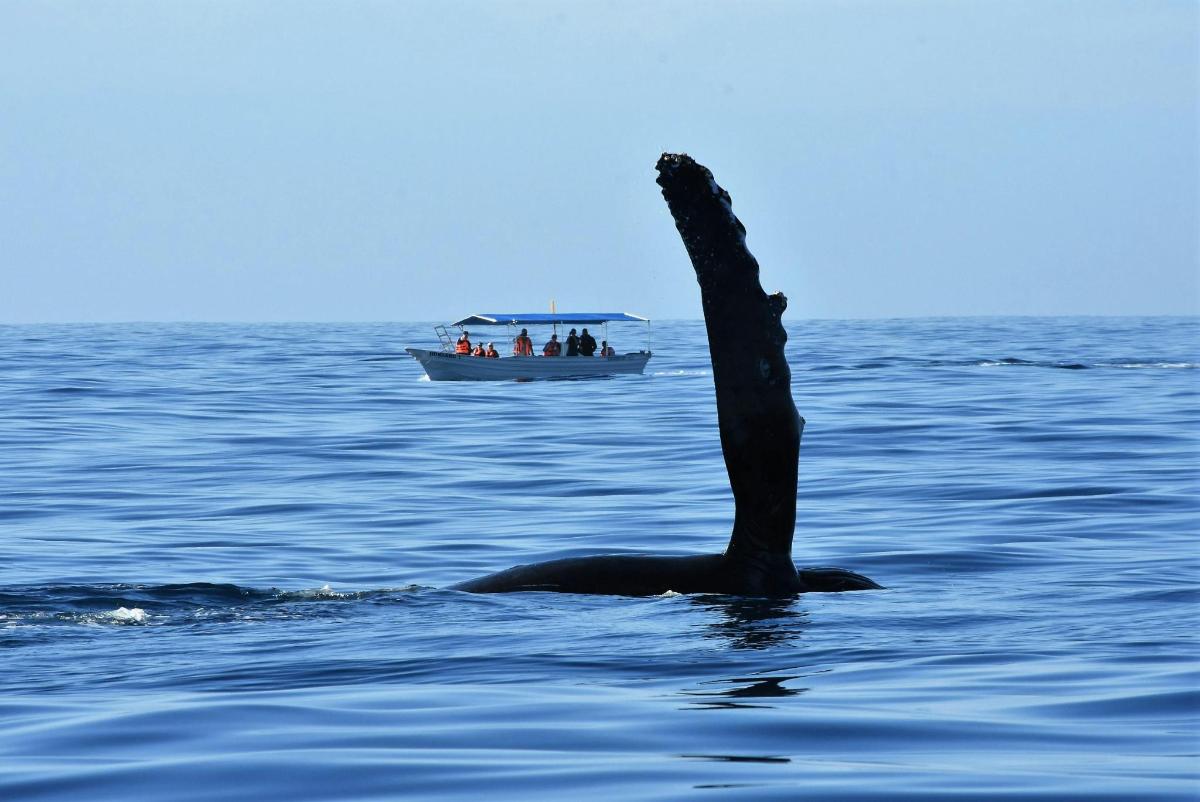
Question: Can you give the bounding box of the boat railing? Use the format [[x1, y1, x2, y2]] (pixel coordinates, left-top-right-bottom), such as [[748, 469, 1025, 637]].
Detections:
[[433, 324, 454, 352]]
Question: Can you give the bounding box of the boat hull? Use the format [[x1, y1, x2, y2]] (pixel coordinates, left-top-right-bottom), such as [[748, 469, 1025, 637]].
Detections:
[[405, 348, 652, 381]]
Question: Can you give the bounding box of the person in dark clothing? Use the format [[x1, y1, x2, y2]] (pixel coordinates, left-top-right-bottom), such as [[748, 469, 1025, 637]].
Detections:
[[578, 328, 597, 357], [565, 328, 580, 357]]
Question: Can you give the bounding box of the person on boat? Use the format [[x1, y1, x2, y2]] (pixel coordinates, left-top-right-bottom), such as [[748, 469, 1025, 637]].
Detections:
[[578, 328, 597, 357], [565, 328, 580, 356], [599, 340, 616, 357], [512, 328, 533, 356], [455, 331, 472, 355], [543, 334, 561, 356], [471, 343, 486, 357], [485, 342, 500, 358]]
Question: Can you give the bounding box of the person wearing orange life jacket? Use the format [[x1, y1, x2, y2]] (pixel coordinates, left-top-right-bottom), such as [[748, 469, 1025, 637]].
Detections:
[[454, 331, 472, 355], [485, 342, 500, 358], [599, 340, 616, 357], [542, 334, 561, 356], [512, 328, 534, 356], [471, 343, 486, 357]]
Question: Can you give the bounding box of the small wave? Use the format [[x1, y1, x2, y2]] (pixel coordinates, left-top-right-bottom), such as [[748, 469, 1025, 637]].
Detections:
[[1019, 689, 1200, 719], [43, 385, 99, 394], [0, 582, 424, 629], [825, 357, 1196, 371], [652, 369, 711, 377], [277, 583, 358, 601], [975, 358, 1197, 370], [108, 606, 148, 623], [1002, 485, 1124, 500], [974, 358, 1088, 370], [4, 606, 152, 628]]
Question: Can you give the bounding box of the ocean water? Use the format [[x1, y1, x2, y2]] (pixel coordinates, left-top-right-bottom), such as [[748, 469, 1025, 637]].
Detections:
[[1, 316, 1197, 801]]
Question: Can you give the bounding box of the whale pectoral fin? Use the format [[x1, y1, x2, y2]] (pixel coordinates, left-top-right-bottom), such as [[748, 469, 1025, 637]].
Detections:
[[451, 155, 879, 599], [798, 567, 883, 592], [656, 153, 799, 562]]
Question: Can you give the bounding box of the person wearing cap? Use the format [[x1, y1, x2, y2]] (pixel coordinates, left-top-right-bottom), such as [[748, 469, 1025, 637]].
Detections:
[[542, 333, 561, 356], [471, 342, 486, 357], [485, 342, 500, 358], [455, 330, 472, 355], [512, 328, 533, 356]]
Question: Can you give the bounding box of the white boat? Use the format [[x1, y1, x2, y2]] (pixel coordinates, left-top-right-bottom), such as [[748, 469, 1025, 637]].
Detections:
[[406, 312, 652, 381]]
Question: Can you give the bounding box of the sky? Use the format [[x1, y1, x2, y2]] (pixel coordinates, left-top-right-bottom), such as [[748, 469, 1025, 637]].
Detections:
[[1, 0, 1196, 323]]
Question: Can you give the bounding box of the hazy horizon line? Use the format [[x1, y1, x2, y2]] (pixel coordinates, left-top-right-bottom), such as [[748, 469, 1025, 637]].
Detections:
[[3, 312, 1196, 326]]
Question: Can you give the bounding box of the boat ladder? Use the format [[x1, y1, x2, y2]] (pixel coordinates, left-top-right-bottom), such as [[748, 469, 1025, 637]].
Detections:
[[433, 324, 454, 352]]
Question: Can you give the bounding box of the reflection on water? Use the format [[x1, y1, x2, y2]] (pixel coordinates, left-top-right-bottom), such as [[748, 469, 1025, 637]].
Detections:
[[698, 596, 809, 650], [680, 675, 807, 710], [710, 676, 805, 699], [683, 754, 792, 764]]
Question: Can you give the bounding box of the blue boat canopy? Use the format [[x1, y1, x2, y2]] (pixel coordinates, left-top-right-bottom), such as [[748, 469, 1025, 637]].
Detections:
[[452, 312, 649, 327]]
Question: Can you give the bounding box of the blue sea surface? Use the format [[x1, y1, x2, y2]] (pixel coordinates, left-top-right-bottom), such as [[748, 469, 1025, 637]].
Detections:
[[2, 317, 1197, 800]]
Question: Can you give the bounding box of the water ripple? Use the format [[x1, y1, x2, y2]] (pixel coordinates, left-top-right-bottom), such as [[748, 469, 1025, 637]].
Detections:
[[0, 317, 1196, 800]]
